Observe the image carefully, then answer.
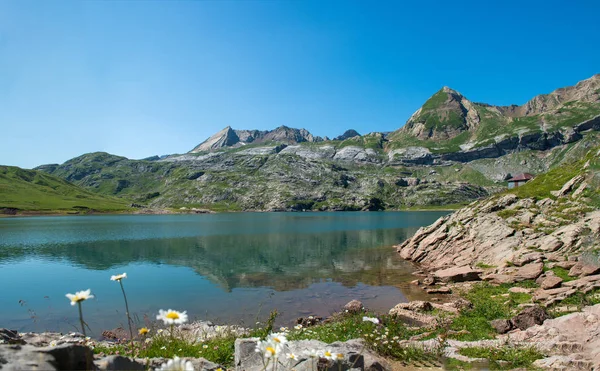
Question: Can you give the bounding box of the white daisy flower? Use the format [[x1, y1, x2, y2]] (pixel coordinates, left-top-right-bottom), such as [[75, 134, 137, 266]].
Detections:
[[266, 332, 288, 348], [362, 316, 379, 324], [286, 353, 298, 360], [65, 289, 94, 306], [156, 356, 193, 371], [156, 309, 188, 325], [110, 273, 127, 281], [255, 340, 278, 358], [294, 324, 303, 330], [321, 350, 335, 361]]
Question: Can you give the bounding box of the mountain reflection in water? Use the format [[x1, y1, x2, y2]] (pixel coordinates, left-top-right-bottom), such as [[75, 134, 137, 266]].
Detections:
[[0, 212, 447, 334]]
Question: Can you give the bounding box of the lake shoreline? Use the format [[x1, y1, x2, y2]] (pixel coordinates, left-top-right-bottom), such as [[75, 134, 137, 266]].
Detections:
[[0, 206, 461, 218]]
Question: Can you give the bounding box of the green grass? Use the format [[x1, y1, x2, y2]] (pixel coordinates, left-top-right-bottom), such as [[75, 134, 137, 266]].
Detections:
[[287, 312, 440, 364], [496, 209, 519, 219], [0, 165, 131, 213], [445, 282, 535, 341], [458, 346, 545, 370], [545, 266, 575, 282], [422, 90, 449, 111]]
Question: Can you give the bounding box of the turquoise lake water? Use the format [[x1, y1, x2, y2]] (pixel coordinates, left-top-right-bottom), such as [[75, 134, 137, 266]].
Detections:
[[0, 211, 447, 336]]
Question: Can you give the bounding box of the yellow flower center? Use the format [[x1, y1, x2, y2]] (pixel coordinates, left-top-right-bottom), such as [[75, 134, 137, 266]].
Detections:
[[336, 353, 344, 359], [273, 337, 281, 343], [266, 347, 276, 355], [139, 328, 149, 335], [325, 351, 332, 357], [166, 312, 180, 320]]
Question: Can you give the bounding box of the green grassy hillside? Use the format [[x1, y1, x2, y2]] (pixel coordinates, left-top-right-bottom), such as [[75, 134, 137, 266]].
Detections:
[[0, 165, 132, 214]]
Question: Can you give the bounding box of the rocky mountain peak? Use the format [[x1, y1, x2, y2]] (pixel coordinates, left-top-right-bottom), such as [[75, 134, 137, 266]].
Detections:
[[189, 126, 323, 153], [334, 129, 361, 141], [398, 86, 480, 141]]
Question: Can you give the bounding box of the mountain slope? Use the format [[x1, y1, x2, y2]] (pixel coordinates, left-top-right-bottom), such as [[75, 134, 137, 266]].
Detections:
[[0, 165, 131, 214], [387, 74, 600, 158], [33, 74, 600, 212]]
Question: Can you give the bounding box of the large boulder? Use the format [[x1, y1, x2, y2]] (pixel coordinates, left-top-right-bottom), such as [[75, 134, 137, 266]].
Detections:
[[96, 356, 222, 371], [433, 266, 481, 283], [234, 338, 389, 371], [39, 344, 95, 371], [514, 262, 544, 281], [0, 344, 58, 370], [568, 262, 600, 277], [540, 275, 563, 290], [511, 306, 549, 330], [490, 319, 513, 334], [0, 329, 24, 345], [343, 300, 363, 314]]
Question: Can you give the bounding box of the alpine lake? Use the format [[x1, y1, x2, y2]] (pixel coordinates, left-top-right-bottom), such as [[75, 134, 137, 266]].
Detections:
[[0, 211, 447, 336]]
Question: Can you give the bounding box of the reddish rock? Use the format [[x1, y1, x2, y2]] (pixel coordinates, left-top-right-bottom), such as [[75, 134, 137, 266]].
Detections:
[[425, 287, 452, 294], [556, 261, 577, 269], [433, 266, 482, 283], [569, 263, 600, 277], [514, 262, 544, 281], [541, 276, 564, 290]]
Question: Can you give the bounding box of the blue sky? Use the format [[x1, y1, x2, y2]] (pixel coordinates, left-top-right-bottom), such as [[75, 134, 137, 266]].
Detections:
[[1, 0, 599, 168]]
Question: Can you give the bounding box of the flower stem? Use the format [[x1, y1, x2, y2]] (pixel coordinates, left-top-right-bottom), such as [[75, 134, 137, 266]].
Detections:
[[119, 280, 134, 341], [77, 302, 86, 337]]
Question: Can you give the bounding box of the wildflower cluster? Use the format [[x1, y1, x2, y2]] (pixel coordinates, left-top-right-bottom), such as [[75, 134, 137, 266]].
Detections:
[[65, 273, 194, 371], [255, 330, 345, 370]]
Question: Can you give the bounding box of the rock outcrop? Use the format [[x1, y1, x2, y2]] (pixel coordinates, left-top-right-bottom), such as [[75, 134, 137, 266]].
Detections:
[[397, 189, 600, 278], [190, 126, 324, 153]]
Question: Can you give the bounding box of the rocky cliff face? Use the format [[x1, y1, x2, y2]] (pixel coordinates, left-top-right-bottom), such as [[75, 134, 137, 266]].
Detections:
[[190, 126, 323, 153], [498, 74, 600, 117], [397, 147, 600, 291]]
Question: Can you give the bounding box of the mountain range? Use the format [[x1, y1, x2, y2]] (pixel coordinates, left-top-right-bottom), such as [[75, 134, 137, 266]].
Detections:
[[2, 74, 599, 214]]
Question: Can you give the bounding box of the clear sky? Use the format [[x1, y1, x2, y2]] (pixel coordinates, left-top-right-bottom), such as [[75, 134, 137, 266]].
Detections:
[[1, 0, 599, 169]]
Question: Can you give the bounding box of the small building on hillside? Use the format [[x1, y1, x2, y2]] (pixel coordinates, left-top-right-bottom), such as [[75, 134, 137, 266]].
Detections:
[[507, 173, 534, 189]]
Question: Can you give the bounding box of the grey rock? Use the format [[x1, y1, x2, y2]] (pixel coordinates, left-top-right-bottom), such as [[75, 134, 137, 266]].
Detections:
[[556, 175, 585, 197], [234, 338, 389, 371], [343, 300, 363, 313], [39, 344, 95, 371], [490, 319, 513, 334], [0, 344, 57, 371], [0, 329, 24, 345]]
